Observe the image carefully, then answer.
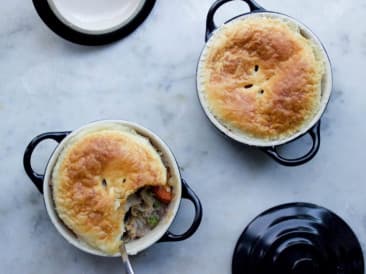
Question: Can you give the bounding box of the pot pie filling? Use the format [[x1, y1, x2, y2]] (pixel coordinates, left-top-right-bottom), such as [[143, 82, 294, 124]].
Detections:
[[199, 16, 326, 141], [51, 126, 174, 254]]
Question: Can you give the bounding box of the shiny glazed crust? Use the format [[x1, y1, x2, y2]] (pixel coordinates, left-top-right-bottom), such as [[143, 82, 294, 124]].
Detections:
[[52, 126, 167, 254], [200, 16, 325, 140]]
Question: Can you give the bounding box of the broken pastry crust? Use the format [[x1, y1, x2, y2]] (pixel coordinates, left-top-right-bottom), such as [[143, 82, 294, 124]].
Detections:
[[52, 126, 167, 254]]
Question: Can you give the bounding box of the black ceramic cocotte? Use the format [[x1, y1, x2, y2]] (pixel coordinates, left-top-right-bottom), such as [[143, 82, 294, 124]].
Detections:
[[33, 0, 156, 45], [196, 0, 333, 166], [23, 120, 202, 256]]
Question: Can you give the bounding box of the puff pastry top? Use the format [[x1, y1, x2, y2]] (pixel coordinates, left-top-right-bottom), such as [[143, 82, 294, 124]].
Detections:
[[52, 126, 167, 254], [200, 16, 325, 140]]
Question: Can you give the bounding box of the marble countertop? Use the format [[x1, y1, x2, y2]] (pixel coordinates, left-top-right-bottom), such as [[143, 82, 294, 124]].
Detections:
[[1, 0, 366, 273]]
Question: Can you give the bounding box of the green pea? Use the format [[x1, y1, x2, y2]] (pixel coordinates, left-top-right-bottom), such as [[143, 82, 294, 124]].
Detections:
[[147, 215, 159, 228]]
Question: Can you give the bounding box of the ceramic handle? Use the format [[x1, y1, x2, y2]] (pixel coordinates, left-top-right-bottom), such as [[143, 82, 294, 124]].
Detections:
[[205, 0, 264, 41], [263, 121, 321, 167], [23, 131, 70, 193], [159, 179, 202, 242]]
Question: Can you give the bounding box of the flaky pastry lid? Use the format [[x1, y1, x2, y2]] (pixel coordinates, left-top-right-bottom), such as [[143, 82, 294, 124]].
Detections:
[[198, 13, 332, 146], [52, 124, 167, 254]]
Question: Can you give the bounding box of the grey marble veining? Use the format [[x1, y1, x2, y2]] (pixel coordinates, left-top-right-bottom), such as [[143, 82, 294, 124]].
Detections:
[[1, 0, 366, 273]]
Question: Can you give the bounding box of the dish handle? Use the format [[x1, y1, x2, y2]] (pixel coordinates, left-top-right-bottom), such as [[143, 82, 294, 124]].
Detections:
[[205, 0, 264, 41], [158, 179, 203, 242], [23, 131, 71, 193], [262, 121, 321, 166]]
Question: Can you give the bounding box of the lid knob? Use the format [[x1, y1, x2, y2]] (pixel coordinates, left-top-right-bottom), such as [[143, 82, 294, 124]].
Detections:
[[292, 258, 319, 274]]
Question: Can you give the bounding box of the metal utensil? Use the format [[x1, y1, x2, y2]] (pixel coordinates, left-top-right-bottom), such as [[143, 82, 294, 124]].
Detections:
[[120, 241, 134, 274]]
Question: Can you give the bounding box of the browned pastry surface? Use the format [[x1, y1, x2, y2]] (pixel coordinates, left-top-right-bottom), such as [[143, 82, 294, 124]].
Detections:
[[201, 16, 325, 140], [52, 127, 167, 254]]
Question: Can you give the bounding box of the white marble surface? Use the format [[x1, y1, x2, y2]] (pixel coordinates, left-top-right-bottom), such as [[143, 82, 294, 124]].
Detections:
[[1, 0, 366, 273]]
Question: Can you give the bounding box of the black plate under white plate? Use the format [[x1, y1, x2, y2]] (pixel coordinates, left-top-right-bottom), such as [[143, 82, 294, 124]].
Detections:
[[232, 203, 364, 274], [33, 0, 156, 45]]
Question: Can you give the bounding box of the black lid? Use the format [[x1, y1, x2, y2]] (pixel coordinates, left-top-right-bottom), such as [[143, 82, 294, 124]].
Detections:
[[33, 0, 156, 45], [232, 203, 364, 274]]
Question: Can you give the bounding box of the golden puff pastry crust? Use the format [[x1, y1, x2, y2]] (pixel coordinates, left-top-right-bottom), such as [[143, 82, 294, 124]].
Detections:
[[200, 16, 325, 140], [52, 126, 167, 254]]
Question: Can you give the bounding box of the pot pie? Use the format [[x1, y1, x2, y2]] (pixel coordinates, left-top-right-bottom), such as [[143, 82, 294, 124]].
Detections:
[[52, 125, 174, 254], [199, 16, 325, 141]]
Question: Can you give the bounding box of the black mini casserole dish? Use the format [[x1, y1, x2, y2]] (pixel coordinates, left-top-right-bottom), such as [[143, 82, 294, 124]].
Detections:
[[33, 0, 156, 45], [197, 0, 333, 166], [23, 120, 202, 256]]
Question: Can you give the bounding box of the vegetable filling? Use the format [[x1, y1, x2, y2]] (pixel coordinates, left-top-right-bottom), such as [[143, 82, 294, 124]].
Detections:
[[123, 186, 172, 241]]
